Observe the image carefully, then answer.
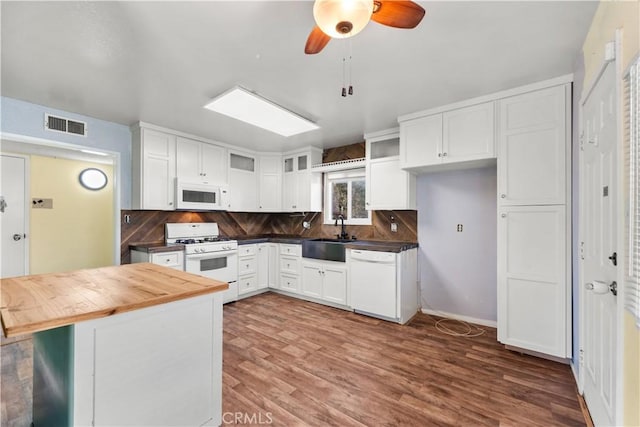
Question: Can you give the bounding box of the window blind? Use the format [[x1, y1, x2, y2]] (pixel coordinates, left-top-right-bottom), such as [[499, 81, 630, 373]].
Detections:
[[625, 56, 640, 328]]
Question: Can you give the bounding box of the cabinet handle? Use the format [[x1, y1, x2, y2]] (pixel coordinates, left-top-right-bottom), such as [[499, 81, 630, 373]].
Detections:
[[500, 194, 506, 199], [166, 259, 171, 263], [438, 153, 442, 157], [501, 213, 507, 218], [246, 264, 249, 268], [168, 202, 173, 206], [442, 152, 447, 157], [203, 173, 207, 176]]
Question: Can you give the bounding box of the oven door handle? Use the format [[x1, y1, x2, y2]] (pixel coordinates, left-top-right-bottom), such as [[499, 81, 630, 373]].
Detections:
[[186, 249, 238, 260]]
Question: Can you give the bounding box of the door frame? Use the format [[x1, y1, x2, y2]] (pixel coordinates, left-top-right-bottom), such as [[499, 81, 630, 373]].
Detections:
[[1, 153, 31, 275], [578, 29, 625, 424], [1, 132, 122, 266]]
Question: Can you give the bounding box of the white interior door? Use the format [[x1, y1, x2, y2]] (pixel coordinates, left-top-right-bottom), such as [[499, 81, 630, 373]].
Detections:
[[1, 154, 28, 278], [581, 61, 617, 427]]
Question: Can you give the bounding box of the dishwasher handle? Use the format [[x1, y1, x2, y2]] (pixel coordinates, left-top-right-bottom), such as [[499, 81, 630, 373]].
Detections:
[[350, 250, 396, 263]]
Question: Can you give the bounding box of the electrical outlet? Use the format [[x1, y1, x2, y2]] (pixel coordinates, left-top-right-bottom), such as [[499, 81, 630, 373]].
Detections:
[[391, 223, 398, 233], [457, 224, 463, 232], [124, 214, 131, 224]]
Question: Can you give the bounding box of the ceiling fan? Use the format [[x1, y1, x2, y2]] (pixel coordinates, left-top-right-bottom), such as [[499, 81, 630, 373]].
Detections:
[[305, 0, 426, 54]]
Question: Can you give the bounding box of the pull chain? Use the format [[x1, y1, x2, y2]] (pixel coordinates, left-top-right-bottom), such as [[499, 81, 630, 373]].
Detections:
[[348, 37, 353, 95], [341, 38, 354, 97], [342, 54, 347, 97]]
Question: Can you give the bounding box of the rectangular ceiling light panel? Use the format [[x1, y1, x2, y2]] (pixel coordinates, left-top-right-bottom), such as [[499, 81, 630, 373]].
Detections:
[[204, 87, 319, 137]]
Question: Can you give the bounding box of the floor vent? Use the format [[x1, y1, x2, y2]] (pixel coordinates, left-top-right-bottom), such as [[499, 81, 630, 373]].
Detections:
[[44, 114, 87, 136]]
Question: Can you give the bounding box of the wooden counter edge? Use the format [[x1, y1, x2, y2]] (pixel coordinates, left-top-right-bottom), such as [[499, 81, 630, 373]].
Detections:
[[1, 281, 228, 338]]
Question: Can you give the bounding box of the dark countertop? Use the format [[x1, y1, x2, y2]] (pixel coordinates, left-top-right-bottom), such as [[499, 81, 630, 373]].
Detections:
[[235, 235, 305, 245], [129, 242, 185, 254], [235, 235, 418, 253], [343, 241, 419, 253]]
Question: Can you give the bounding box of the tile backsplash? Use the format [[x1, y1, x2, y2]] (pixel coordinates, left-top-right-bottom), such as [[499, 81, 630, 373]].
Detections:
[[121, 209, 417, 264]]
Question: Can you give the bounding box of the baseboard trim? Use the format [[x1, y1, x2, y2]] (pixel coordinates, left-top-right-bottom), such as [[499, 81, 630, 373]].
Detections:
[[505, 345, 570, 364], [577, 391, 595, 427], [420, 308, 497, 328], [571, 361, 583, 393]]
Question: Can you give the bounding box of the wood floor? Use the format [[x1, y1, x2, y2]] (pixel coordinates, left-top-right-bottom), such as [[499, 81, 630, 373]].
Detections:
[[1, 292, 585, 426]]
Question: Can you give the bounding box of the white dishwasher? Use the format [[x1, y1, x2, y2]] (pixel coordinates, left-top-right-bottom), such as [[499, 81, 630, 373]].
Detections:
[[349, 249, 397, 319]]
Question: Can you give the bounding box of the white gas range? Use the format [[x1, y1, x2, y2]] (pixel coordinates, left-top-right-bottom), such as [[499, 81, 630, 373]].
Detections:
[[165, 222, 238, 303]]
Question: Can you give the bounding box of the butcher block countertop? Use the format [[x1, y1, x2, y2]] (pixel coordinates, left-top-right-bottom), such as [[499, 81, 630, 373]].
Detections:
[[0, 263, 228, 338]]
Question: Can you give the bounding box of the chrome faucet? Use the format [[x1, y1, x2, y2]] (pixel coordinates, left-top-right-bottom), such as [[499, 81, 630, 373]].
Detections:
[[335, 214, 349, 240]]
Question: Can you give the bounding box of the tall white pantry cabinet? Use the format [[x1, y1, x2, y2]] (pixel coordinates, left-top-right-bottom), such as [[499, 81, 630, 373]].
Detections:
[[497, 84, 572, 358]]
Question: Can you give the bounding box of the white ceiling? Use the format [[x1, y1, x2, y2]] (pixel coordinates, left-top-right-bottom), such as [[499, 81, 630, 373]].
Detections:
[[1, 1, 598, 152]]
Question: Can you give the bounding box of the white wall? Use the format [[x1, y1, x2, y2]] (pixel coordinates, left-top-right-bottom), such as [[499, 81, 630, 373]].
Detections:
[[29, 156, 114, 274], [417, 166, 497, 323]]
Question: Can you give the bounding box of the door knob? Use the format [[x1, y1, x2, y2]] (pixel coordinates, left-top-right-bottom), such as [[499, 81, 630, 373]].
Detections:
[[585, 280, 617, 296], [13, 234, 23, 241]]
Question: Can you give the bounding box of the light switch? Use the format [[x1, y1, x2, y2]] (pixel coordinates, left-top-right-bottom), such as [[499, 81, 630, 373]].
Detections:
[[32, 198, 53, 209]]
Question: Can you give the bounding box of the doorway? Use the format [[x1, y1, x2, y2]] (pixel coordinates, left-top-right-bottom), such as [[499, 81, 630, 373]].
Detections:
[[1, 137, 120, 274], [1, 154, 29, 278]]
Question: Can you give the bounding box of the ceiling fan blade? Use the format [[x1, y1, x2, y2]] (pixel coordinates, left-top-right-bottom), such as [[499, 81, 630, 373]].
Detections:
[[371, 0, 426, 29], [305, 26, 331, 54]]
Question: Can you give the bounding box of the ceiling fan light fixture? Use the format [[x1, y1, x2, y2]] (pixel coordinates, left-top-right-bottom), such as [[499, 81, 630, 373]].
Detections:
[[313, 0, 374, 38]]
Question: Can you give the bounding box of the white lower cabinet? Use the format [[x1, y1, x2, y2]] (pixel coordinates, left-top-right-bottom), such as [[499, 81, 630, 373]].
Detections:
[[321, 264, 348, 305], [301, 259, 347, 306], [301, 263, 323, 298], [277, 244, 301, 294], [238, 244, 258, 297], [130, 249, 184, 271], [497, 205, 568, 357], [257, 243, 277, 289]]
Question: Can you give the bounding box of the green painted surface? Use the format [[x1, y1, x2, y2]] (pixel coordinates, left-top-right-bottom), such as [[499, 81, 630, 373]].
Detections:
[[32, 326, 74, 426]]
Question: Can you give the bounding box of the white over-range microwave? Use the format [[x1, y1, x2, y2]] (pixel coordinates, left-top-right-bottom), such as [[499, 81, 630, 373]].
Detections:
[[175, 179, 229, 210]]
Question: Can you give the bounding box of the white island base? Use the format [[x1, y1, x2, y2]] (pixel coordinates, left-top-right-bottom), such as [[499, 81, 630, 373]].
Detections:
[[33, 293, 223, 427]]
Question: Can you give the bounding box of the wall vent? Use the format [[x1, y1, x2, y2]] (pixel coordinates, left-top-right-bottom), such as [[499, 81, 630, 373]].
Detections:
[[44, 114, 87, 136]]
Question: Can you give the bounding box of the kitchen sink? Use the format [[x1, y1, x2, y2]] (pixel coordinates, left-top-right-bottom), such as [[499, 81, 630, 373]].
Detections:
[[302, 238, 352, 262]]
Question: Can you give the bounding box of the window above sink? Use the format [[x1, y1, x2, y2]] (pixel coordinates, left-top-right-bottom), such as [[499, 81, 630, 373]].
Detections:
[[323, 168, 371, 225]]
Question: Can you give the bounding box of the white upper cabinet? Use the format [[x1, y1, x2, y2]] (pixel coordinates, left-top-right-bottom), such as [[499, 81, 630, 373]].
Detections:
[[132, 127, 176, 210], [282, 149, 322, 212], [365, 129, 416, 210], [399, 101, 495, 173], [176, 137, 226, 185], [201, 143, 227, 184], [443, 102, 495, 162], [227, 151, 257, 212], [399, 114, 442, 169], [498, 85, 567, 206], [258, 155, 282, 212]]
